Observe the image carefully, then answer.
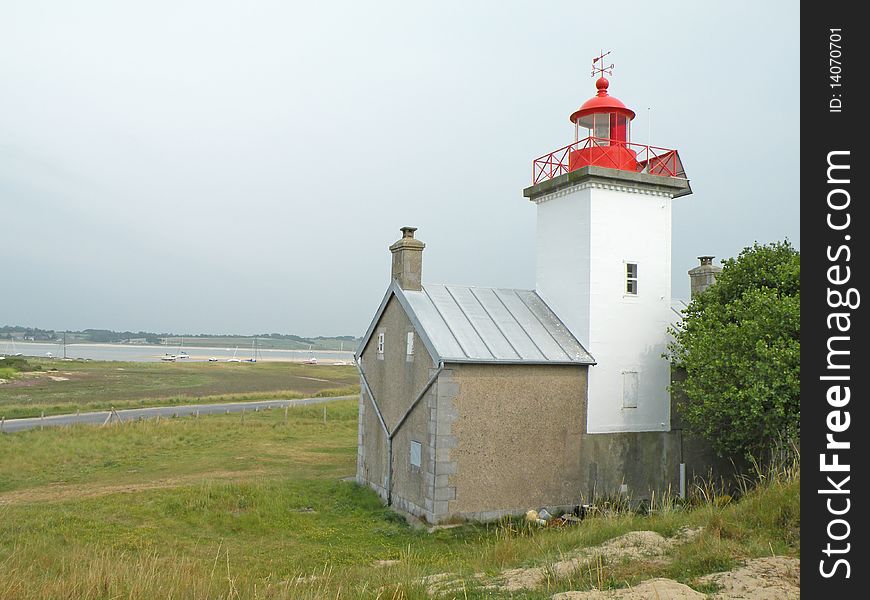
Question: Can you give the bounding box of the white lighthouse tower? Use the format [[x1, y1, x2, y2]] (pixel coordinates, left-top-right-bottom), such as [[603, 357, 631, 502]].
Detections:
[[524, 52, 692, 434]]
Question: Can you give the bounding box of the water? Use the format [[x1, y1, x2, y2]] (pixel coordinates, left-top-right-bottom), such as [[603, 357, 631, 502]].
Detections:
[[6, 341, 355, 364]]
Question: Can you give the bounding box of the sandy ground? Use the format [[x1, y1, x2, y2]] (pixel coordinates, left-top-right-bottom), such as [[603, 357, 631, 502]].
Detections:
[[424, 528, 702, 595], [498, 529, 701, 592], [552, 556, 800, 599], [423, 528, 798, 599], [553, 578, 706, 599]]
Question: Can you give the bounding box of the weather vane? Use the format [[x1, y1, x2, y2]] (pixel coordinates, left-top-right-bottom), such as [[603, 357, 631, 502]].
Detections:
[[591, 49, 614, 78]]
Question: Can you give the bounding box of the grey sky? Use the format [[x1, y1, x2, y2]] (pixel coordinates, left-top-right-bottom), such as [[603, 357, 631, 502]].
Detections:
[[1, 1, 799, 337]]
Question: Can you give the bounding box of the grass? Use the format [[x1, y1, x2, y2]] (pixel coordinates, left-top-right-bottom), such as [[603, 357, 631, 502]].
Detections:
[[0, 359, 359, 419], [0, 401, 800, 599]]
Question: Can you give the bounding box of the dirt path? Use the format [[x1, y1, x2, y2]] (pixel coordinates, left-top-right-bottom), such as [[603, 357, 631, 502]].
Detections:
[[0, 469, 270, 505]]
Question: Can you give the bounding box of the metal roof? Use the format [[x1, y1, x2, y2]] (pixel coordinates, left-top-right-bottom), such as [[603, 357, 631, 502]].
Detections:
[[358, 281, 595, 366]]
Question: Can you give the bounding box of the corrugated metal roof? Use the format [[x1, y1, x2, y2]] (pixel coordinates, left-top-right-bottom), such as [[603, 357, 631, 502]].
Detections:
[[397, 283, 595, 365]]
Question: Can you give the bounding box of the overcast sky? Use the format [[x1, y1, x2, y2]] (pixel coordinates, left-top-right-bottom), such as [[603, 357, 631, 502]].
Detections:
[[1, 1, 799, 337]]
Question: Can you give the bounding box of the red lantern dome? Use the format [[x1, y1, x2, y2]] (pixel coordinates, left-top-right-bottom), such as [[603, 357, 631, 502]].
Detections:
[[529, 51, 687, 186], [569, 77, 636, 128], [567, 71, 638, 171]]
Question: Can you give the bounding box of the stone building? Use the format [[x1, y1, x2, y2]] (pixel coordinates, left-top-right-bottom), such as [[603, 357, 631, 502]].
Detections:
[[355, 227, 596, 522]]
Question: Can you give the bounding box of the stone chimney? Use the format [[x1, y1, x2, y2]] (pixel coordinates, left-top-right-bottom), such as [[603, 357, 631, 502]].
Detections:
[[688, 256, 722, 298], [389, 227, 425, 291]]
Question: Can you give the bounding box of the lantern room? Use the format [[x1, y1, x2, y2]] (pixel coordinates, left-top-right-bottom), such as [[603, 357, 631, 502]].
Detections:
[[530, 51, 688, 186], [567, 75, 638, 172], [570, 77, 635, 144]]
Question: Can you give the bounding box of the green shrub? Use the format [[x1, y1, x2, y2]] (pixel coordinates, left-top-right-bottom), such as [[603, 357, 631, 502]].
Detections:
[[668, 241, 799, 460]]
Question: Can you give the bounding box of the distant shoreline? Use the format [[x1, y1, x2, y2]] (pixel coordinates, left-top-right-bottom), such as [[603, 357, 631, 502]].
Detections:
[[10, 341, 355, 355], [7, 341, 356, 363]]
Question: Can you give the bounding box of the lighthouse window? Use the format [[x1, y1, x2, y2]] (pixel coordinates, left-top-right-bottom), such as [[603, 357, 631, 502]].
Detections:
[[593, 113, 610, 144], [626, 263, 638, 295]]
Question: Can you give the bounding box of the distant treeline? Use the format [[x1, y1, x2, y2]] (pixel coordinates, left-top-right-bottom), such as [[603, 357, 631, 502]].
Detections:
[[1, 326, 58, 341], [1, 326, 359, 348]]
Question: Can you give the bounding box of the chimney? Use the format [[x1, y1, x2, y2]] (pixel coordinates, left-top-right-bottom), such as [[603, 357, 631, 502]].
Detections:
[[389, 227, 425, 291], [688, 256, 722, 298]]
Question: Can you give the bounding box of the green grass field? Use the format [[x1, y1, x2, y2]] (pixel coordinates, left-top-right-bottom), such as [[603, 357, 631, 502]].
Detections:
[[0, 359, 359, 419], [0, 400, 800, 599]]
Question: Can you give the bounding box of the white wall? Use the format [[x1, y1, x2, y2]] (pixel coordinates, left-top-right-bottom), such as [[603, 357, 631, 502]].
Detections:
[[535, 190, 590, 346], [535, 182, 674, 433]]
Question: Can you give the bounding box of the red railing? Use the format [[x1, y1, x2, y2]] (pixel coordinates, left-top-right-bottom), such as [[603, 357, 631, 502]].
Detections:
[[531, 137, 686, 185]]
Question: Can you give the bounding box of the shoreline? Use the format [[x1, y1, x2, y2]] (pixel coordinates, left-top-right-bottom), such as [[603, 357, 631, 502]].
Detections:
[[8, 341, 355, 355], [6, 341, 356, 364]]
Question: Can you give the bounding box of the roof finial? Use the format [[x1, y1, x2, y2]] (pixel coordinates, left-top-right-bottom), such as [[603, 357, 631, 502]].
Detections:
[[591, 49, 613, 78]]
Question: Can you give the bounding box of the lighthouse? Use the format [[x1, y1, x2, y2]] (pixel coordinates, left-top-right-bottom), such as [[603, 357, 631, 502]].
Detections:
[[524, 52, 692, 434]]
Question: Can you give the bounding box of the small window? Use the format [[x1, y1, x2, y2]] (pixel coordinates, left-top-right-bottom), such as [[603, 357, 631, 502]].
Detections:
[[377, 332, 385, 355], [623, 371, 639, 408], [406, 331, 414, 355], [593, 112, 610, 144], [410, 440, 422, 468], [626, 262, 638, 295]]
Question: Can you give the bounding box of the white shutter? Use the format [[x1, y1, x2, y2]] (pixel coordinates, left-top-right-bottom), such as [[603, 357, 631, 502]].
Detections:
[[622, 371, 638, 408], [410, 441, 422, 467]]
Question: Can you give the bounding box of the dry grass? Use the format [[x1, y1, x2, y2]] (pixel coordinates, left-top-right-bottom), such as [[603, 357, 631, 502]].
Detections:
[[0, 404, 799, 599]]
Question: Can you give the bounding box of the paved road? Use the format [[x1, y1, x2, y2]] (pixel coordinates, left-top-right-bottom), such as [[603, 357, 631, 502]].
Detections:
[[0, 395, 356, 433]]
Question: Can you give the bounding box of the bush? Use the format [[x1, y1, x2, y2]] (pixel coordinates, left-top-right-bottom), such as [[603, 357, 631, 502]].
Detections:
[[0, 356, 38, 373], [667, 241, 800, 460]]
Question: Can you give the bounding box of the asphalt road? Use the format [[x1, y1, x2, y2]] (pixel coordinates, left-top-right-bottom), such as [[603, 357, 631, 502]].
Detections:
[[0, 395, 356, 433]]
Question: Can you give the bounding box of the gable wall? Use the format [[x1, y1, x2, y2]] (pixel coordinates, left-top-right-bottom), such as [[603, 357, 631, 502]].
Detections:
[[357, 294, 440, 519], [359, 296, 435, 430]]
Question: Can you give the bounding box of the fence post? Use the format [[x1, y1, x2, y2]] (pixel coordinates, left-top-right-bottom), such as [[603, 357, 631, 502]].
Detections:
[[284, 405, 289, 424], [323, 405, 327, 425], [0, 416, 4, 433]]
